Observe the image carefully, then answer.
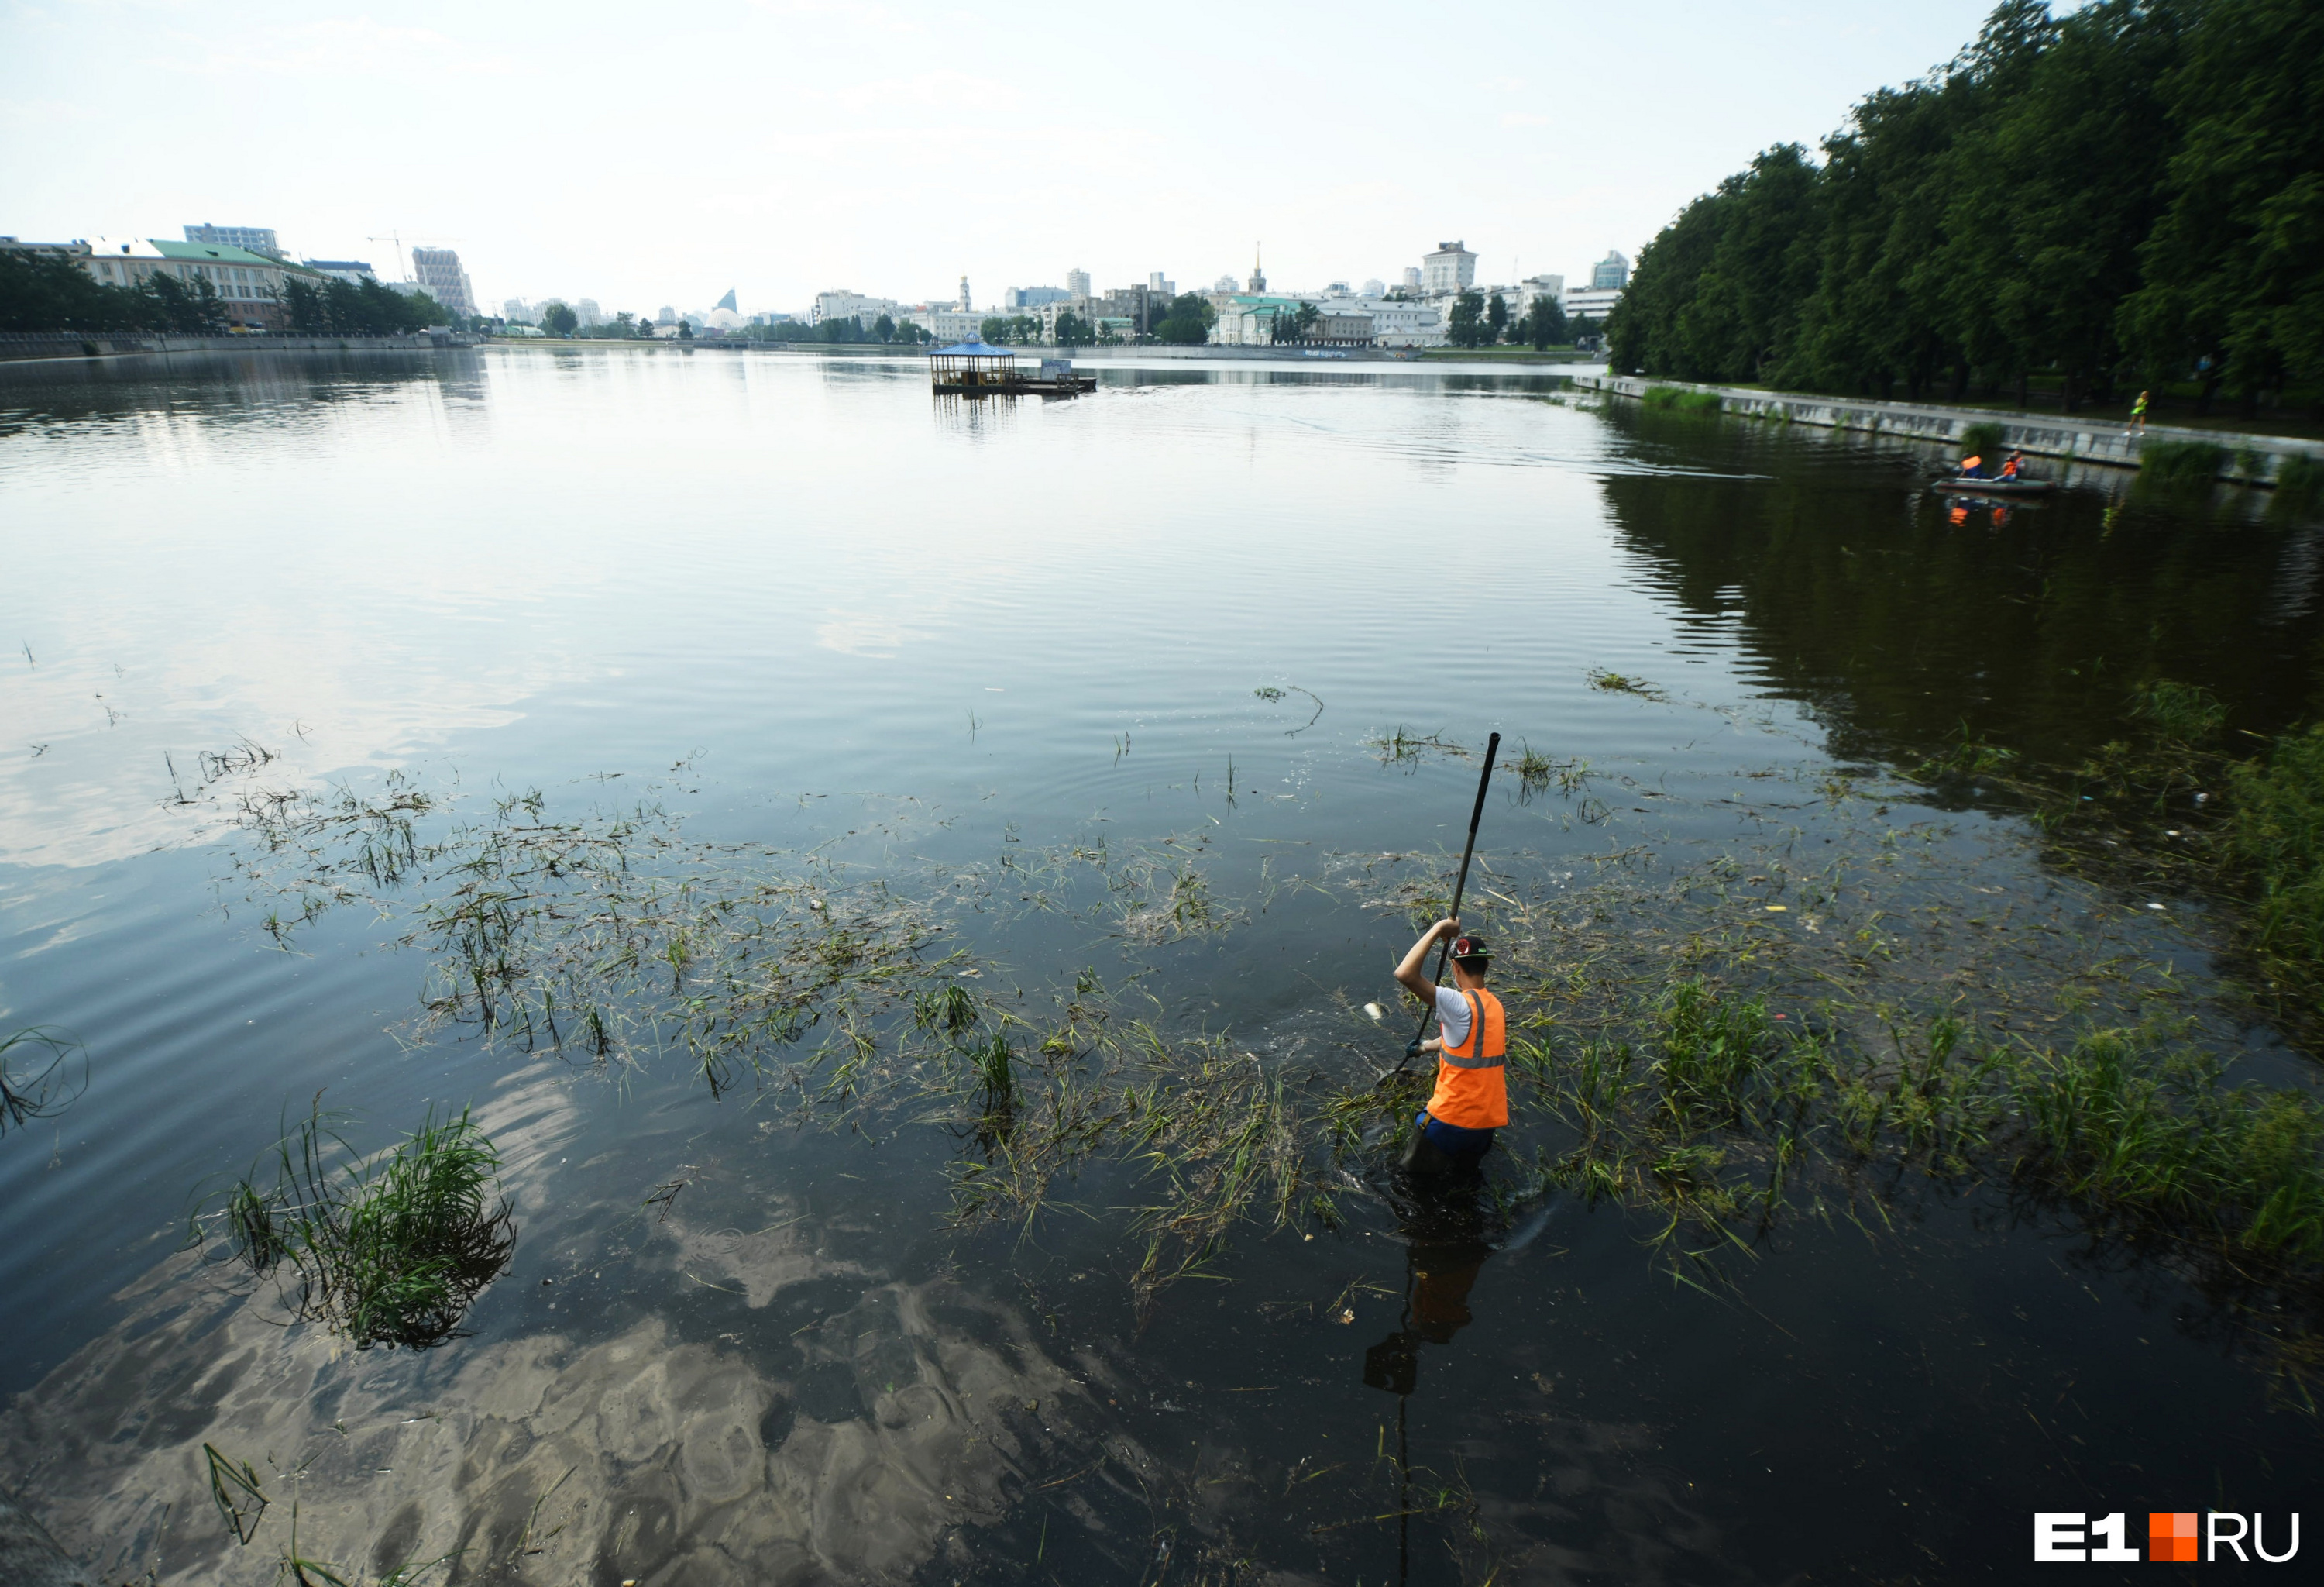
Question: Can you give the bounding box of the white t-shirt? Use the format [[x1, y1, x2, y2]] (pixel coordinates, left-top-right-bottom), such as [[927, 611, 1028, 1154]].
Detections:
[[1434, 986, 1474, 1048]]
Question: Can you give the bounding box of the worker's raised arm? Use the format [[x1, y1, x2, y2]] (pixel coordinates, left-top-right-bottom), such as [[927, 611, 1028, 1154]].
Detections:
[[1394, 917, 1459, 1000]]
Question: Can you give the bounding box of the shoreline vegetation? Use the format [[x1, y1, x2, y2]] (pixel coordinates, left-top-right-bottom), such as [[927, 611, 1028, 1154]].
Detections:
[[185, 671, 2324, 1383], [1607, 0, 2323, 434]]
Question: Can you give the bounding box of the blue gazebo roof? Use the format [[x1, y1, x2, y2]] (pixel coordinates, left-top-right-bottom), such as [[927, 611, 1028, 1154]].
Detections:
[[930, 340, 1013, 357]]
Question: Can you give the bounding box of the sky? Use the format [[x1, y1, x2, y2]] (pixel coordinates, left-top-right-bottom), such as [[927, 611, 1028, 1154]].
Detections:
[[4, 0, 2014, 316]]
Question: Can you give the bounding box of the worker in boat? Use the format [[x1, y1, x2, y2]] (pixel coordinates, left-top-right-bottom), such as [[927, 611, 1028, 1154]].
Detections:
[[1959, 453, 1987, 480], [1999, 449, 2026, 480], [1393, 917, 1505, 1179]]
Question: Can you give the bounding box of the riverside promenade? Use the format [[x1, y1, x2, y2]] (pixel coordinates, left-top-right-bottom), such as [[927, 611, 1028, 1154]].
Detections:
[[1572, 372, 2323, 485]]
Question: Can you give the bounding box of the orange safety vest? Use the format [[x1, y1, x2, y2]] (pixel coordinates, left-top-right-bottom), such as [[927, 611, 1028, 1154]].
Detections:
[[1426, 987, 1508, 1130]]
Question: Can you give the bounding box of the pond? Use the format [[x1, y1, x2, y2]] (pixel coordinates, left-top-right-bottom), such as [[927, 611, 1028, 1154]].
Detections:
[[1, 346, 2318, 1584]]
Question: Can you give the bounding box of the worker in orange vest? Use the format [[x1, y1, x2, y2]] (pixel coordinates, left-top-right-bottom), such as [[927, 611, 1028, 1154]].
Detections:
[[1393, 917, 1506, 1178]]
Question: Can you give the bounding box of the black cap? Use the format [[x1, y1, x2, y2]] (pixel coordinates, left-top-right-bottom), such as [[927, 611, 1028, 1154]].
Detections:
[[1450, 933, 1490, 961]]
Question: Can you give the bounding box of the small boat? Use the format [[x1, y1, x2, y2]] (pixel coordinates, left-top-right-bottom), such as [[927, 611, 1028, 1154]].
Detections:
[[1932, 476, 2055, 495]]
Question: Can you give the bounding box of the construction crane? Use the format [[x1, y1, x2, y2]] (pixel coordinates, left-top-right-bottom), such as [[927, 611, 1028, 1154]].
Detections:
[[366, 233, 464, 283]]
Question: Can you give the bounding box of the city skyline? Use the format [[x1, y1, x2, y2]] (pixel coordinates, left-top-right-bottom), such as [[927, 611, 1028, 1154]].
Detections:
[[3, 0, 2006, 316]]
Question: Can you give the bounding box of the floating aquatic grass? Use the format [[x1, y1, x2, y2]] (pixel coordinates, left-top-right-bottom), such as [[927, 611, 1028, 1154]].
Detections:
[[1586, 668, 1669, 701], [2227, 723, 2324, 993], [0, 1027, 84, 1134], [192, 1100, 515, 1349]]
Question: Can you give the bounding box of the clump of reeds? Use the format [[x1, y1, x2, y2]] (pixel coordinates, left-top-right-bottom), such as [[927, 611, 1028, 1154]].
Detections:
[[1641, 384, 1722, 412], [192, 1100, 515, 1349], [2016, 1027, 2324, 1264], [2274, 454, 2322, 502], [0, 1027, 84, 1134], [2227, 724, 2324, 990], [1958, 420, 2007, 460], [1366, 726, 1465, 764], [2131, 679, 2226, 745], [2138, 439, 2226, 484]]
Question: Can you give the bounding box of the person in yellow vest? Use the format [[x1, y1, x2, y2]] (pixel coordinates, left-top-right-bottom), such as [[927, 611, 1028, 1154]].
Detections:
[[1393, 917, 1506, 1178]]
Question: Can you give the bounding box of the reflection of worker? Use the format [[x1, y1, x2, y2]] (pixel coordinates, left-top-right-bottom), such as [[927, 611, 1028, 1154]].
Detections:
[[1364, 1195, 1495, 1387], [1393, 918, 1506, 1179]]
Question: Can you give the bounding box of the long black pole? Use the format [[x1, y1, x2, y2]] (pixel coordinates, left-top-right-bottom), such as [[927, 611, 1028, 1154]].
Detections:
[[1400, 731, 1499, 1070]]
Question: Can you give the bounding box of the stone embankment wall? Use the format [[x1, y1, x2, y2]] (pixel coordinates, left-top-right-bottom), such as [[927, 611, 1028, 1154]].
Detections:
[[1571, 373, 2323, 484], [0, 331, 478, 363]]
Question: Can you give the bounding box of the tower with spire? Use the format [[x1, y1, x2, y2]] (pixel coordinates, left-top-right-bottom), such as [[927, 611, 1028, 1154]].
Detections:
[[957, 275, 972, 312], [1247, 246, 1266, 294]]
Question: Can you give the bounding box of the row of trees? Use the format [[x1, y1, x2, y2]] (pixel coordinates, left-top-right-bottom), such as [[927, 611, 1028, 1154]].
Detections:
[[282, 277, 451, 336], [0, 249, 455, 336], [1607, 0, 2323, 414], [1447, 289, 1571, 349]]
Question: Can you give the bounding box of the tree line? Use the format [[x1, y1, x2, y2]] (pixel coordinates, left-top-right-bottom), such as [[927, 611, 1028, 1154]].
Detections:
[[0, 249, 450, 336], [1607, 0, 2322, 417]]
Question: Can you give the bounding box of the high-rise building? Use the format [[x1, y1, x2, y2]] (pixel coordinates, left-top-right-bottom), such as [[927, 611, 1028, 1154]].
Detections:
[[714, 287, 738, 312], [502, 298, 534, 324], [1362, 279, 1386, 298], [1148, 271, 1174, 297], [302, 259, 376, 284], [184, 223, 280, 258], [1064, 267, 1090, 298], [1004, 286, 1071, 309], [1423, 242, 1477, 297], [576, 298, 604, 328], [657, 305, 678, 325], [409, 247, 476, 318], [1401, 267, 1423, 292], [1590, 251, 1631, 290]]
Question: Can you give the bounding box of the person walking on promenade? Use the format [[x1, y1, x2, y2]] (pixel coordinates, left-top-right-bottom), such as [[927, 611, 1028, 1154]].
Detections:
[[2130, 389, 2150, 435], [1393, 917, 1506, 1179]]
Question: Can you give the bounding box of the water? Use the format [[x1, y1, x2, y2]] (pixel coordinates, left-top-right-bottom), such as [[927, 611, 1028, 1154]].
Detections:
[[2, 346, 2317, 1583]]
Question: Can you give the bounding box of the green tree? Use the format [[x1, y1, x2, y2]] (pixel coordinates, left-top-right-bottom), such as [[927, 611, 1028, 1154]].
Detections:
[[1153, 292, 1215, 345], [1054, 310, 1093, 347], [0, 250, 159, 332], [874, 313, 898, 343], [2119, 0, 2324, 415], [539, 301, 579, 336], [1448, 289, 1487, 348], [145, 272, 229, 334], [1487, 291, 1509, 343], [978, 315, 1011, 344], [1526, 294, 1568, 350]]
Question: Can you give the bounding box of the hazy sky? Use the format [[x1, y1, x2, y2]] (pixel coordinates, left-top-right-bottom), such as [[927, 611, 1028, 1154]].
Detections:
[[6, 0, 2010, 315]]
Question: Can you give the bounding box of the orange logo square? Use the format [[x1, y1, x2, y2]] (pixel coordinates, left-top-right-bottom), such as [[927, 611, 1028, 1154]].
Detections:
[[2149, 1512, 2198, 1562]]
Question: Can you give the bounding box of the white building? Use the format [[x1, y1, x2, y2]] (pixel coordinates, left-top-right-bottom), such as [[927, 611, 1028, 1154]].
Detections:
[[1148, 271, 1174, 297], [1518, 274, 1563, 308], [1065, 267, 1091, 298], [910, 308, 984, 342], [503, 298, 534, 323], [576, 298, 604, 328], [1401, 267, 1422, 292], [409, 246, 476, 318], [1361, 279, 1386, 298], [1565, 286, 1623, 322], [1423, 242, 1476, 297], [1320, 294, 1442, 347], [812, 290, 902, 329], [184, 223, 280, 258]]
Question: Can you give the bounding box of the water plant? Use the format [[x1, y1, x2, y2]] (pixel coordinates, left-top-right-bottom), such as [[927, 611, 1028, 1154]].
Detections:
[[0, 1027, 84, 1134], [2274, 454, 2322, 500], [2227, 723, 2324, 992], [1958, 420, 2006, 459], [2138, 439, 2226, 484], [192, 1100, 516, 1349], [1586, 668, 1669, 701], [1641, 384, 1722, 412]]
